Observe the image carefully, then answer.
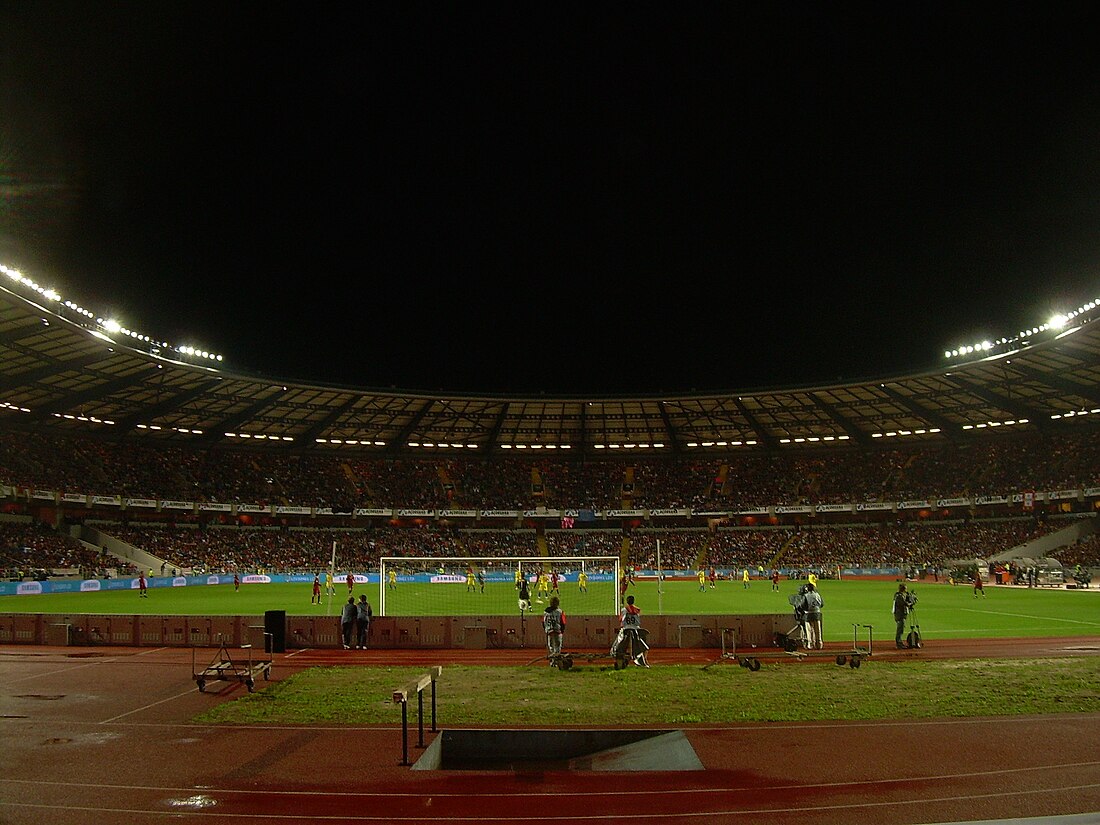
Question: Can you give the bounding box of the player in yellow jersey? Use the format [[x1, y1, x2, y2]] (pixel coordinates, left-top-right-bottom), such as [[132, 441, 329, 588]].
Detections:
[[698, 569, 706, 592], [578, 570, 588, 593]]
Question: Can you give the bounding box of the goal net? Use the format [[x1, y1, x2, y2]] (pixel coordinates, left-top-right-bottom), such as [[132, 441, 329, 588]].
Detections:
[[378, 556, 620, 618]]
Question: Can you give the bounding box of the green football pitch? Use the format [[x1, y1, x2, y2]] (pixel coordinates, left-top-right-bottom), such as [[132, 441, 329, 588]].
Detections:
[[3, 578, 1098, 641]]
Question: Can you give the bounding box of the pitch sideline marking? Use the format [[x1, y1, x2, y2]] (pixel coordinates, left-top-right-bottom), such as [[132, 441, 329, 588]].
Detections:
[[958, 608, 1100, 627]]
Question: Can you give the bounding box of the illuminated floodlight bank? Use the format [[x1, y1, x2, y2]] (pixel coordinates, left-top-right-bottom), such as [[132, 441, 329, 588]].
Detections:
[[944, 295, 1099, 362], [2, 261, 224, 365]]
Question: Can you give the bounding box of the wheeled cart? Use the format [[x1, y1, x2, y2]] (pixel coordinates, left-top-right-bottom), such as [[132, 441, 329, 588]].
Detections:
[[702, 628, 763, 671], [704, 623, 874, 671], [192, 634, 272, 693], [788, 623, 874, 668], [534, 628, 652, 671]]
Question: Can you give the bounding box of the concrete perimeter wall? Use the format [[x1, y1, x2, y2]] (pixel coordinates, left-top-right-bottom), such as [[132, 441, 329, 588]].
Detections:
[[0, 612, 792, 650]]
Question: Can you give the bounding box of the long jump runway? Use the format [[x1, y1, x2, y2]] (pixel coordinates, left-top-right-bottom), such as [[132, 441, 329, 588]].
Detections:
[[0, 642, 1098, 825]]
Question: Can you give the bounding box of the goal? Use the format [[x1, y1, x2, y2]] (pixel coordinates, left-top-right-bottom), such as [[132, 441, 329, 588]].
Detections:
[[378, 556, 620, 618]]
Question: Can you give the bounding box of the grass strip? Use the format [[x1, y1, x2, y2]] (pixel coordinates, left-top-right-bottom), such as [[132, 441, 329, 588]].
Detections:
[[193, 658, 1100, 726]]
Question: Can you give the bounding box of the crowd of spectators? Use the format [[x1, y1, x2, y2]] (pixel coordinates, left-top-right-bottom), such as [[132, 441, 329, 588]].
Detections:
[[12, 516, 1069, 578], [3, 426, 1100, 577], [1054, 532, 1100, 569], [2, 429, 1099, 512], [4, 511, 1096, 579], [0, 521, 137, 580]]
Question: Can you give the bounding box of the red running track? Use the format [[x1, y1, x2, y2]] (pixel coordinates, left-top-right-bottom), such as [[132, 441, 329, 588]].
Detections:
[[0, 638, 1098, 825]]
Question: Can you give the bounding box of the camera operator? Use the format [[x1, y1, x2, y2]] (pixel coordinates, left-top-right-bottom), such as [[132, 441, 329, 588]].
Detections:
[[798, 582, 824, 649], [892, 583, 917, 649]]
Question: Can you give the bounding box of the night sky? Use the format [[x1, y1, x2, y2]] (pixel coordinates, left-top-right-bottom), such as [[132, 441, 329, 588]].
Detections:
[[2, 4, 1099, 395]]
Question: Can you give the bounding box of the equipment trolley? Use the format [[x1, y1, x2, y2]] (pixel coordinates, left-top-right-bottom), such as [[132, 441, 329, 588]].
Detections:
[[192, 634, 272, 693]]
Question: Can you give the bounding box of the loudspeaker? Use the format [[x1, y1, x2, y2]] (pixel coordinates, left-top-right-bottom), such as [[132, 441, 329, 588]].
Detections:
[[264, 609, 286, 653]]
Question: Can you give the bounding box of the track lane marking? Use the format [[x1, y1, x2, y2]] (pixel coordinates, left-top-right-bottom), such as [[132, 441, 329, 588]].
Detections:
[[0, 647, 165, 686], [2, 781, 1100, 820], [3, 759, 1098, 798], [99, 686, 207, 723]]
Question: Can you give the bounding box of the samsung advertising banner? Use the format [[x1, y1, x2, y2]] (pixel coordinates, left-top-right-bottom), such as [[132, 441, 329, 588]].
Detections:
[[0, 572, 381, 597]]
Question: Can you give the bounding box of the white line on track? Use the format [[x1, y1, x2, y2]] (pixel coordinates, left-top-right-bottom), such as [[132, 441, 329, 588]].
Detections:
[[1, 782, 1099, 821], [0, 646, 167, 686], [3, 760, 1098, 799], [99, 686, 203, 723]]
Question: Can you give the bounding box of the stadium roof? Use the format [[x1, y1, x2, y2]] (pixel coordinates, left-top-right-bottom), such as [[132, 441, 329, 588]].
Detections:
[[1, 280, 1099, 457]]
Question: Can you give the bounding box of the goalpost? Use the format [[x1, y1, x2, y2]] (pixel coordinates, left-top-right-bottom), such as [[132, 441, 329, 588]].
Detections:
[[378, 556, 620, 618]]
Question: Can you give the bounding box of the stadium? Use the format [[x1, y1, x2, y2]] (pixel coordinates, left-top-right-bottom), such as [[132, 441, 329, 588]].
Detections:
[[1, 267, 1099, 824], [3, 7, 1100, 821]]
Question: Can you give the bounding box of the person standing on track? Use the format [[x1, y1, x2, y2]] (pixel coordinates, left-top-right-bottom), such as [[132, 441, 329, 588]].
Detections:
[[799, 582, 824, 649], [543, 595, 566, 662], [355, 594, 372, 649], [340, 596, 357, 649], [893, 583, 914, 649], [613, 594, 650, 666]]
